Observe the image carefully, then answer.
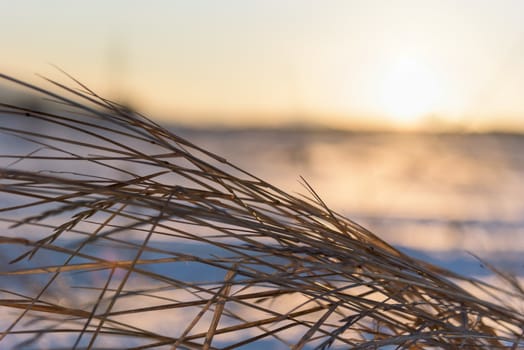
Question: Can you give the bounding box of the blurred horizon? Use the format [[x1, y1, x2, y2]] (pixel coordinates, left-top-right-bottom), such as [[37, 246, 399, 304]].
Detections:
[[2, 81, 524, 134], [2, 1, 524, 131]]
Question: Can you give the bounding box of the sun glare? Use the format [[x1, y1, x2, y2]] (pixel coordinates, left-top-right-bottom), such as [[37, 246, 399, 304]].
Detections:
[[378, 57, 443, 126]]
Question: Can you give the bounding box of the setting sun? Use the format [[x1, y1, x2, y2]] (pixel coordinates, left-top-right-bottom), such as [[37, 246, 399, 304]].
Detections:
[[378, 56, 444, 126]]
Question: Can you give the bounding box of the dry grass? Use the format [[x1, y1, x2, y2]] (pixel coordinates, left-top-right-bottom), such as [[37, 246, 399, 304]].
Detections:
[[0, 72, 523, 349]]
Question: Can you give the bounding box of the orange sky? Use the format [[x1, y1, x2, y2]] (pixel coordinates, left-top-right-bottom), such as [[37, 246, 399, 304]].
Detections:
[[2, 0, 524, 130]]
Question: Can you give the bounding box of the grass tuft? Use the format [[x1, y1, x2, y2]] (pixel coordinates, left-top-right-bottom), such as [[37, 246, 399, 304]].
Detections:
[[0, 73, 523, 349]]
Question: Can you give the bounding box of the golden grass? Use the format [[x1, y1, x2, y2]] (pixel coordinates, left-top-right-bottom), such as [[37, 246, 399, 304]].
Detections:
[[0, 72, 523, 349]]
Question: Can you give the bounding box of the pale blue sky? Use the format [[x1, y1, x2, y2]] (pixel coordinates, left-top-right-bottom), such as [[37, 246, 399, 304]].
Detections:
[[2, 0, 524, 129]]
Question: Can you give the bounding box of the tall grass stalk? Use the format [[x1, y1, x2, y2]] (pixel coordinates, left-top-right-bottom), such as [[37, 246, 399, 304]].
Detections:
[[0, 73, 523, 349]]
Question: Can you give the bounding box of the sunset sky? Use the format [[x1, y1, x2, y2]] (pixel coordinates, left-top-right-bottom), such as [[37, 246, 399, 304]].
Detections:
[[2, 0, 524, 130]]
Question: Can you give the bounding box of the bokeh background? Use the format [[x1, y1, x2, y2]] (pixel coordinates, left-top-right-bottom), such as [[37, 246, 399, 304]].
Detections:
[[2, 2, 524, 348]]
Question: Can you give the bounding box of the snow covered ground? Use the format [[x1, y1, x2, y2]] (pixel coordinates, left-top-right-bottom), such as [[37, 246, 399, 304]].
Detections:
[[2, 124, 523, 274], [1, 123, 524, 348]]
